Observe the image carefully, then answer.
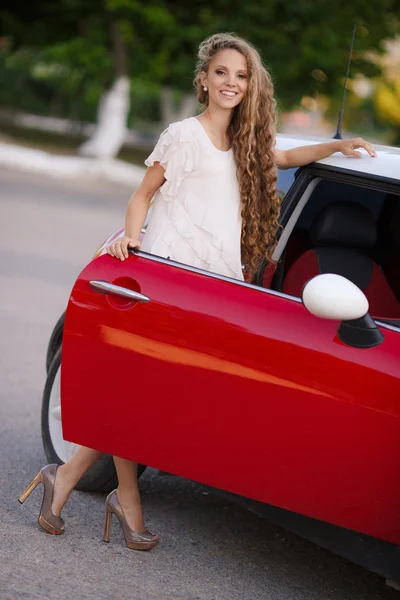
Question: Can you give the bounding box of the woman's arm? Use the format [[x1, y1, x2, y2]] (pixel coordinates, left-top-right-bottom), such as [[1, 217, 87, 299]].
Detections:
[[124, 163, 165, 239], [107, 163, 165, 261], [275, 137, 376, 170]]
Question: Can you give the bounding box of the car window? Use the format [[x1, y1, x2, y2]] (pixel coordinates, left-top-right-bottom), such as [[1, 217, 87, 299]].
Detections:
[[295, 180, 386, 231], [380, 196, 400, 307], [276, 168, 297, 200], [268, 177, 400, 322]]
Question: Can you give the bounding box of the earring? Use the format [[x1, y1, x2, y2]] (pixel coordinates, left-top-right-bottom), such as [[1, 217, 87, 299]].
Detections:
[[203, 86, 208, 92]]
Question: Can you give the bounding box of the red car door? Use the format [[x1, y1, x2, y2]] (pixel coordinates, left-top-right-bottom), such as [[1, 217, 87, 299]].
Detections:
[[61, 251, 400, 545]]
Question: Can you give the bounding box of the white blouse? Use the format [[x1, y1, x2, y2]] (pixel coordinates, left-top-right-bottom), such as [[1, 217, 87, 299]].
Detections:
[[141, 116, 243, 281]]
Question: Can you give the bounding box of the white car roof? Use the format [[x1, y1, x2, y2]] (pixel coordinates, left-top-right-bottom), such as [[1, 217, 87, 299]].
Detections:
[[276, 133, 400, 183]]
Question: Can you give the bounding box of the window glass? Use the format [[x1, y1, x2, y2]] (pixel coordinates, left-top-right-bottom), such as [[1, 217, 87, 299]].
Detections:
[[277, 180, 400, 321], [276, 168, 297, 200], [295, 180, 386, 231]]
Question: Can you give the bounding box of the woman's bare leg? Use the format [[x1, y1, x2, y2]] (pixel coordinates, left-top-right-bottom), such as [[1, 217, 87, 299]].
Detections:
[[51, 446, 104, 515], [113, 457, 145, 532]]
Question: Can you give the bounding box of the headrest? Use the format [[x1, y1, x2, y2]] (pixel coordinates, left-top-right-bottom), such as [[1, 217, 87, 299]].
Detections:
[[310, 201, 377, 249]]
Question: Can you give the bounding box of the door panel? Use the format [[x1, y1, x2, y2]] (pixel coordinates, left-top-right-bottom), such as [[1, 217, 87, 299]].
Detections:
[[61, 253, 400, 544]]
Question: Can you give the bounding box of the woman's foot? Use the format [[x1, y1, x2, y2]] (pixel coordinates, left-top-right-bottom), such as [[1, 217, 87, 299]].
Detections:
[[18, 464, 65, 535], [50, 447, 105, 515], [117, 488, 146, 532], [50, 464, 75, 517], [108, 457, 158, 549], [104, 490, 159, 550]]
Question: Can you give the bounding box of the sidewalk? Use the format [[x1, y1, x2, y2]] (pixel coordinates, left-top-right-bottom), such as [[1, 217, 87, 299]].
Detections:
[[0, 140, 146, 187]]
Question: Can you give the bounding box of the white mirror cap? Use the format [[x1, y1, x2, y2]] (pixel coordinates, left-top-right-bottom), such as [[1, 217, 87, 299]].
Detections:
[[302, 274, 369, 321]]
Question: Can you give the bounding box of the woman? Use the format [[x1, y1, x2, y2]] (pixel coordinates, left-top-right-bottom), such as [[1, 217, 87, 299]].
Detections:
[[19, 33, 375, 550]]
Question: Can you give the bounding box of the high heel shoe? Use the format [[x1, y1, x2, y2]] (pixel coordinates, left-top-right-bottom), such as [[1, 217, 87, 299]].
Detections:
[[18, 464, 65, 535], [103, 490, 159, 551]]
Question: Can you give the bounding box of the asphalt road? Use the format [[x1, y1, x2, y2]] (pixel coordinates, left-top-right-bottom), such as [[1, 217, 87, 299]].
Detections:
[[0, 167, 398, 600]]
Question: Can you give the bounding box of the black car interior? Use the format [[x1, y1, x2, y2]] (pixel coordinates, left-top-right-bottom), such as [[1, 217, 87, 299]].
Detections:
[[260, 179, 400, 324]]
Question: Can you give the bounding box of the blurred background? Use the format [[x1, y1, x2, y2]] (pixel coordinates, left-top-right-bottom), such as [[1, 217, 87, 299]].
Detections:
[[0, 0, 399, 167]]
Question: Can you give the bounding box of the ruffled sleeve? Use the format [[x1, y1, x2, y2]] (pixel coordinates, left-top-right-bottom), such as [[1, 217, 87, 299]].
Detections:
[[144, 121, 200, 199]]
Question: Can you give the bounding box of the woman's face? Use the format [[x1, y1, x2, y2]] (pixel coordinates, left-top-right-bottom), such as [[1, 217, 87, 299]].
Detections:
[[201, 49, 248, 110]]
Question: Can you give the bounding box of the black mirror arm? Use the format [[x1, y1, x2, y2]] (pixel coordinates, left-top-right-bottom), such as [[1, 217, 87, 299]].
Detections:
[[338, 313, 384, 348]]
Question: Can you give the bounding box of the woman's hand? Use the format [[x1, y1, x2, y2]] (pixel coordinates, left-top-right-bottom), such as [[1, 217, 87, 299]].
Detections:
[[336, 137, 376, 158], [106, 236, 141, 261]]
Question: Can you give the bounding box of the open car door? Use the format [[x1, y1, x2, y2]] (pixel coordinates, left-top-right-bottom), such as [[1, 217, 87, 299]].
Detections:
[[61, 251, 400, 546]]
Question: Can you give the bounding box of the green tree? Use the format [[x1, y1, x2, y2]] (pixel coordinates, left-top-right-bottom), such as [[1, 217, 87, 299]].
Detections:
[[1, 0, 399, 154], [208, 0, 399, 109]]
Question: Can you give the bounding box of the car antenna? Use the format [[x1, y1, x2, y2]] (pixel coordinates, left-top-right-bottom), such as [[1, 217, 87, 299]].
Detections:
[[333, 23, 357, 140]]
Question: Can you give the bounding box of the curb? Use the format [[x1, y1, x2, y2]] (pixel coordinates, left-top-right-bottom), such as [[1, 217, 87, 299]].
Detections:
[[0, 142, 146, 187]]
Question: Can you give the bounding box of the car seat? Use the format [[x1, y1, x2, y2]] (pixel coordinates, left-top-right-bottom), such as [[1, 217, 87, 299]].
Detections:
[[282, 201, 400, 319], [382, 201, 400, 301]]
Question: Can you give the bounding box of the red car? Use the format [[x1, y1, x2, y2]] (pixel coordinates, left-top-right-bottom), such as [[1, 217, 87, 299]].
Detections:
[[42, 135, 400, 587]]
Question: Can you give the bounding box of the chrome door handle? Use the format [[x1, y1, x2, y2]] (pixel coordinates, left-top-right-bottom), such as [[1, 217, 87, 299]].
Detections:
[[89, 280, 151, 303]]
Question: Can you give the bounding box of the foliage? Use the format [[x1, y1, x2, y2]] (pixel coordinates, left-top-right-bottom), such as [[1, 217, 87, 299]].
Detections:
[[0, 0, 399, 118], [374, 80, 400, 127]]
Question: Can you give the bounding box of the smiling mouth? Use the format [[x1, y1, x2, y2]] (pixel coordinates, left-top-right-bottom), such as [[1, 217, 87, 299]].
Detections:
[[220, 90, 238, 98]]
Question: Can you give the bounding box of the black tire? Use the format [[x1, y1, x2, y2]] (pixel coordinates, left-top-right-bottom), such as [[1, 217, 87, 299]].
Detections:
[[41, 347, 146, 493], [46, 312, 65, 373]]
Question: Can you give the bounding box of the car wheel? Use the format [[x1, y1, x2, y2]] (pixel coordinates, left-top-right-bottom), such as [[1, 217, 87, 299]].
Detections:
[[46, 312, 65, 373], [41, 348, 146, 492]]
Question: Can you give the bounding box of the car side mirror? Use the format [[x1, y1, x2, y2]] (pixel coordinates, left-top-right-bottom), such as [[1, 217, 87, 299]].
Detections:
[[302, 274, 384, 348]]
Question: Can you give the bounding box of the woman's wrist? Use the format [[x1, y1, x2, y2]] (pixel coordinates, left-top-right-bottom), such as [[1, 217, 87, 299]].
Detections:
[[329, 140, 342, 153], [124, 230, 141, 240]]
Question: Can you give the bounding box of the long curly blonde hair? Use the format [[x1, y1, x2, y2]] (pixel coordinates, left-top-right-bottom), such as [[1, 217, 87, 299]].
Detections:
[[194, 33, 281, 278]]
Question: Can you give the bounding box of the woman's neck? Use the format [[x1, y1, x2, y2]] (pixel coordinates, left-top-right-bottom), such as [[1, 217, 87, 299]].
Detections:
[[198, 106, 233, 150], [201, 106, 232, 135]]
